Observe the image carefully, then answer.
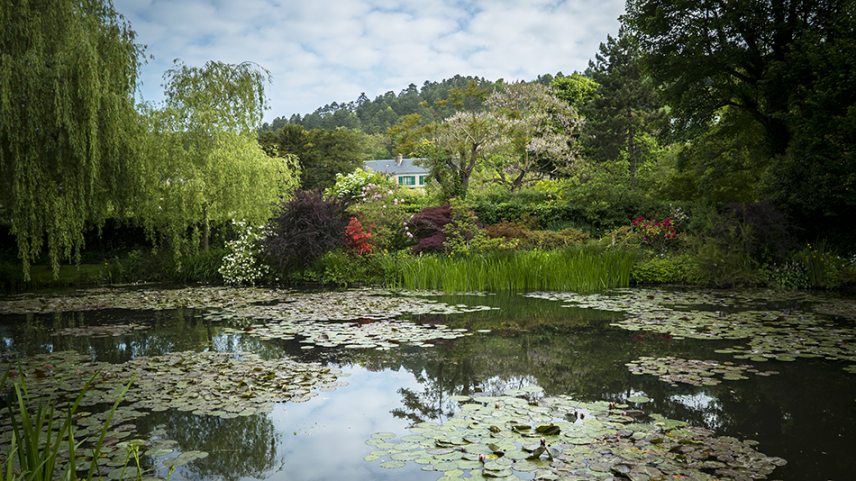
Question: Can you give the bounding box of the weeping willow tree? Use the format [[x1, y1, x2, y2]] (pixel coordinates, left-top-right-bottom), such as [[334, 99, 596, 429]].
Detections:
[[0, 0, 143, 279], [138, 61, 299, 258]]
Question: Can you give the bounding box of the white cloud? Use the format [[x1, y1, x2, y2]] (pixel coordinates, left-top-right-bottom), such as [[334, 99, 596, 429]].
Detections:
[[115, 0, 625, 121]]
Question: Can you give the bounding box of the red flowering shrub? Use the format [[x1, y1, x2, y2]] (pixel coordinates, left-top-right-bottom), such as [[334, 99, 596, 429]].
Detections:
[[631, 216, 678, 252], [345, 217, 373, 255]]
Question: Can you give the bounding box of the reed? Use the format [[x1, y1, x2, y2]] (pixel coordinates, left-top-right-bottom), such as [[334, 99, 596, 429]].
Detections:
[[386, 246, 637, 293], [1, 372, 134, 481]]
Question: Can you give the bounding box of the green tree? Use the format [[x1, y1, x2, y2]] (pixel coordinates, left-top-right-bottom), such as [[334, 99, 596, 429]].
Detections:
[[551, 73, 599, 108], [486, 82, 581, 191], [259, 124, 369, 190], [0, 0, 142, 279], [419, 111, 501, 199], [139, 61, 298, 255], [624, 0, 843, 156], [301, 128, 369, 189], [387, 113, 431, 157], [583, 28, 666, 179], [626, 0, 856, 240]]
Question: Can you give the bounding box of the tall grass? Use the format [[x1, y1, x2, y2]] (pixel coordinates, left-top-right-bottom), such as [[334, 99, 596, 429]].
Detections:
[[1, 371, 134, 481], [383, 247, 637, 293]]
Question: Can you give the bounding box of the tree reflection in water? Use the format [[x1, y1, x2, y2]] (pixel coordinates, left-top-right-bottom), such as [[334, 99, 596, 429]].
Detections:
[[138, 410, 281, 481]]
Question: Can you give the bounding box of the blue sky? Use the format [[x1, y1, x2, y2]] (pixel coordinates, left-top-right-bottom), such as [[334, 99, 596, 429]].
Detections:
[[114, 0, 625, 122]]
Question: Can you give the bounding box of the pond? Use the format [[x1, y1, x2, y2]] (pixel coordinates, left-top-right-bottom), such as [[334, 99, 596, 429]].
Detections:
[[1, 286, 854, 480]]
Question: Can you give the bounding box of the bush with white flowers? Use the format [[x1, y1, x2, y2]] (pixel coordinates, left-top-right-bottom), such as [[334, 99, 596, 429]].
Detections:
[[218, 221, 270, 286]]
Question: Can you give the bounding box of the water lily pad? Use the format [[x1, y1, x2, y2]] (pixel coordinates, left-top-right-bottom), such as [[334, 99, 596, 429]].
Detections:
[[363, 387, 785, 480], [626, 356, 778, 386]]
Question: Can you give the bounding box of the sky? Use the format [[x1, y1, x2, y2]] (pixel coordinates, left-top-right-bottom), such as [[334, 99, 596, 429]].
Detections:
[[114, 0, 626, 122]]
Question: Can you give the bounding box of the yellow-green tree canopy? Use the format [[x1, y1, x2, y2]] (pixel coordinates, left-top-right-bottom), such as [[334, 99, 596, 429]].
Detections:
[[0, 0, 142, 279], [138, 61, 299, 254]]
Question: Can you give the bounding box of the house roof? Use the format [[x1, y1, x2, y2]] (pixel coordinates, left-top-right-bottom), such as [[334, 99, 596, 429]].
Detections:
[[364, 158, 429, 175]]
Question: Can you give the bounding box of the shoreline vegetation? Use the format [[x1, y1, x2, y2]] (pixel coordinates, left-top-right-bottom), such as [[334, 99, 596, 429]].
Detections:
[[3, 241, 853, 295]]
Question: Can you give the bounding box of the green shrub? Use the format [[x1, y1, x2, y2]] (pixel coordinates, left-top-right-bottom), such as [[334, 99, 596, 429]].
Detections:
[[793, 245, 844, 289], [316, 250, 385, 287], [632, 254, 697, 284], [762, 260, 810, 290], [688, 237, 759, 287], [485, 222, 588, 249], [218, 221, 269, 286]]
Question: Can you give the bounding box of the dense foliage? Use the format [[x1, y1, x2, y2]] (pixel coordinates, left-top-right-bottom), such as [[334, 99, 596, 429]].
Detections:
[[0, 0, 142, 279], [262, 76, 503, 134], [4, 0, 854, 292], [264, 191, 349, 273]]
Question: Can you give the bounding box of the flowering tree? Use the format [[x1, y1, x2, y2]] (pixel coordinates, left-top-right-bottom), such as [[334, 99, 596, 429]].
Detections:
[[418, 111, 502, 199], [485, 82, 581, 191]]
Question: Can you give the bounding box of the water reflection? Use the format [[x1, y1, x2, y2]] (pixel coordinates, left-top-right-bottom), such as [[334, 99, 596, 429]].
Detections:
[[1, 291, 855, 480], [138, 411, 281, 481]]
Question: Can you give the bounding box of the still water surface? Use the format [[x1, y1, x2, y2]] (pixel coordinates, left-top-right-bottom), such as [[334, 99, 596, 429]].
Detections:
[[1, 289, 854, 480]]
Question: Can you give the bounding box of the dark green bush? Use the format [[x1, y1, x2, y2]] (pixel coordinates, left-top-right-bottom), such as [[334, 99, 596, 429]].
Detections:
[[632, 254, 697, 284], [485, 222, 589, 249], [688, 237, 759, 287]]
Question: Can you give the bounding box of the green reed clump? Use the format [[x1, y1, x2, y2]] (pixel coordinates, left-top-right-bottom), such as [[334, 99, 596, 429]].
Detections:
[[387, 247, 636, 293], [1, 370, 134, 481]]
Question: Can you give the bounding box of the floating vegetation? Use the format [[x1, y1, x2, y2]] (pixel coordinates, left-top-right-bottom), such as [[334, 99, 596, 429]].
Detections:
[[812, 298, 856, 320], [203, 289, 496, 350], [54, 322, 149, 337], [0, 286, 287, 314], [626, 356, 779, 386], [205, 289, 497, 324], [528, 289, 856, 373], [1, 348, 344, 478], [225, 319, 471, 350], [365, 388, 785, 480], [3, 350, 343, 418]]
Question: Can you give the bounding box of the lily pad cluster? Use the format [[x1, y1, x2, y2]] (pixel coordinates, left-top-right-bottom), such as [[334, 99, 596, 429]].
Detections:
[[528, 289, 856, 373], [2, 347, 344, 478], [0, 286, 287, 314], [205, 289, 496, 350], [54, 322, 150, 338], [3, 350, 343, 418], [365, 389, 785, 480], [626, 356, 779, 386], [205, 289, 497, 324], [225, 320, 471, 350]]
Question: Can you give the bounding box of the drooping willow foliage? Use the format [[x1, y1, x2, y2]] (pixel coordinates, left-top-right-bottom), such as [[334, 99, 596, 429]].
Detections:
[[137, 61, 299, 259], [1, 4, 299, 278], [0, 0, 143, 279]]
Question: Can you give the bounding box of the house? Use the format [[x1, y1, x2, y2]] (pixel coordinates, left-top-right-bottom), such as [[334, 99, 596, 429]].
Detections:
[[364, 155, 430, 188]]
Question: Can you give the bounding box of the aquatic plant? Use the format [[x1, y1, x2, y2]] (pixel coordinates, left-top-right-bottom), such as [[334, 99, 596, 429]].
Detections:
[[1, 373, 135, 481], [626, 356, 778, 386], [528, 288, 856, 373], [388, 247, 636, 293], [365, 387, 786, 480]]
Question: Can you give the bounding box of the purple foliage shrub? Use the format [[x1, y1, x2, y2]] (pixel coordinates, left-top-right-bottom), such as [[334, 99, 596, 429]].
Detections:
[[264, 190, 349, 272], [407, 205, 452, 254]]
